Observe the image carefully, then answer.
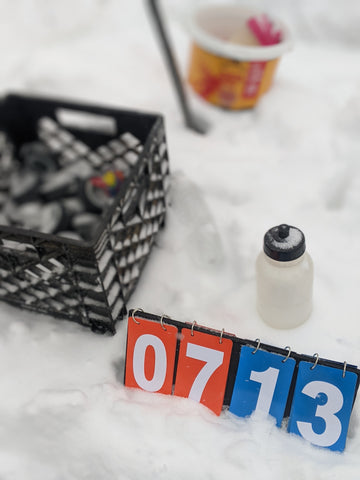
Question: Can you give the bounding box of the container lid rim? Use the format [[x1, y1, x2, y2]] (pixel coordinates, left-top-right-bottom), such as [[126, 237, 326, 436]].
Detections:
[[186, 4, 293, 61]]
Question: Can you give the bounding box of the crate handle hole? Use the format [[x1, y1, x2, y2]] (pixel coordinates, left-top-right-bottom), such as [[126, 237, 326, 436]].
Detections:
[[55, 108, 117, 135]]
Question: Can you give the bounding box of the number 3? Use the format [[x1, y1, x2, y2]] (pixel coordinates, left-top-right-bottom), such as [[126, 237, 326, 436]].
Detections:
[[288, 361, 358, 451], [296, 381, 343, 447]]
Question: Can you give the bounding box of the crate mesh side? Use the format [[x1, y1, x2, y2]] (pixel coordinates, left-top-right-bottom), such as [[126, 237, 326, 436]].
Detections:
[[104, 121, 169, 308], [0, 236, 87, 322]]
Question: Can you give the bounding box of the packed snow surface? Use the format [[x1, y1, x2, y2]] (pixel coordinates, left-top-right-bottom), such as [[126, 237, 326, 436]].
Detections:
[[1, 0, 360, 478]]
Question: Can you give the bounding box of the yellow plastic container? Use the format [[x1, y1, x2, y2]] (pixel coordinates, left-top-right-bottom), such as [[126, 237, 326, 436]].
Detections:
[[187, 5, 292, 110]]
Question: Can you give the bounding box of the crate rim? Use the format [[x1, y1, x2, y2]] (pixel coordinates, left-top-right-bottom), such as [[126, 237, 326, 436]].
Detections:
[[0, 92, 166, 250], [0, 91, 165, 127]]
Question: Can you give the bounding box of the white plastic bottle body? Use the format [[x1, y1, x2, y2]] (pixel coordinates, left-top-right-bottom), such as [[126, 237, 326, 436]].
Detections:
[[256, 251, 313, 329]]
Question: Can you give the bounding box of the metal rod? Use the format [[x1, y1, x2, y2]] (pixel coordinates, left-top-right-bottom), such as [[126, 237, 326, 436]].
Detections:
[[147, 0, 209, 134]]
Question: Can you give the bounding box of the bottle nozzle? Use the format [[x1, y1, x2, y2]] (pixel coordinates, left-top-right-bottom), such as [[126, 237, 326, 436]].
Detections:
[[278, 224, 290, 239]]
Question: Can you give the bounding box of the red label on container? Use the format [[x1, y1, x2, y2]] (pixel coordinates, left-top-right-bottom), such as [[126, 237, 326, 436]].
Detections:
[[243, 62, 266, 98]]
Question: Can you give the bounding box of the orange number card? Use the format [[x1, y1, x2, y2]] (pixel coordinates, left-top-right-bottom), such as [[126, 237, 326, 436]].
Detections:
[[174, 328, 233, 415], [125, 316, 178, 395]]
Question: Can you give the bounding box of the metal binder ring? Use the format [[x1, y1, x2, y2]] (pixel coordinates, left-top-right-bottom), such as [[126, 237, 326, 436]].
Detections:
[[219, 328, 225, 344], [132, 308, 144, 325], [310, 353, 319, 370], [343, 361, 347, 378], [160, 314, 169, 331], [282, 346, 291, 363], [191, 321, 197, 336], [252, 338, 261, 354]]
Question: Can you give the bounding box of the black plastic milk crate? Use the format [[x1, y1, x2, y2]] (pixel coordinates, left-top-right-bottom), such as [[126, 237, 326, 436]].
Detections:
[[0, 94, 170, 334]]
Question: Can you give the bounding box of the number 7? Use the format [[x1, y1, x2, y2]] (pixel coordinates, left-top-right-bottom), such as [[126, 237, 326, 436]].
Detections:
[[186, 343, 224, 402], [174, 328, 233, 415]]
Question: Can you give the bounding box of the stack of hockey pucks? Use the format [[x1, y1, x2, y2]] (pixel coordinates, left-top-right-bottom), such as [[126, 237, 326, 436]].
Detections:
[[0, 117, 144, 242]]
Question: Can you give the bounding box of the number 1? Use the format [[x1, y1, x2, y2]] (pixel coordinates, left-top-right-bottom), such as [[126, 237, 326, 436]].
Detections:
[[229, 346, 296, 426], [250, 367, 280, 414]]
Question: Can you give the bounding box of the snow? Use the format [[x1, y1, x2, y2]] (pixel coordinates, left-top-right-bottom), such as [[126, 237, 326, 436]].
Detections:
[[1, 0, 360, 477]]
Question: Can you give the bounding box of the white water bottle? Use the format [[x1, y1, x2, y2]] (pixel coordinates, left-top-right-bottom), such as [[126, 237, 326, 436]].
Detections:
[[256, 224, 313, 329]]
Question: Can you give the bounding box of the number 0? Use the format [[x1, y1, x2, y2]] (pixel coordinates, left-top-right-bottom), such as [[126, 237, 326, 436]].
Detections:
[[125, 318, 178, 395], [133, 334, 167, 392]]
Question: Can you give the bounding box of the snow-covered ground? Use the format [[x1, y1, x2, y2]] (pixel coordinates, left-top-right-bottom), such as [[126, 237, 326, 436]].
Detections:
[[1, 0, 360, 478]]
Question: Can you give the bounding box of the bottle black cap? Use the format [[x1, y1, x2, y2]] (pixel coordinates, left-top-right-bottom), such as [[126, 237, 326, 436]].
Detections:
[[263, 224, 306, 262]]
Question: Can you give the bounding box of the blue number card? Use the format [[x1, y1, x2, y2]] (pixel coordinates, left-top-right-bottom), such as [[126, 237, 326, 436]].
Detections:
[[229, 346, 296, 426], [288, 361, 358, 452]]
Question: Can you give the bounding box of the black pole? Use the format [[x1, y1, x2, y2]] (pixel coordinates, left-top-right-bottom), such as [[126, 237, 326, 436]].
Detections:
[[147, 0, 209, 134]]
